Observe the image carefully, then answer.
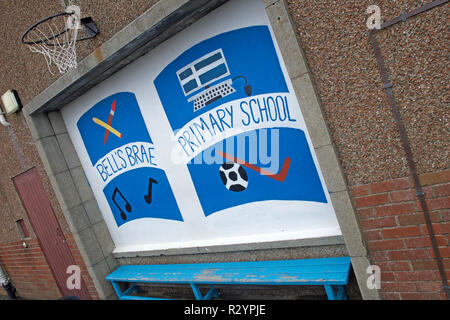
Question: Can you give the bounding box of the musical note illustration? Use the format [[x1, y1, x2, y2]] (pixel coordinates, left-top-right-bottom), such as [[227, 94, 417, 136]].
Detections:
[[144, 178, 158, 204], [112, 187, 132, 220]]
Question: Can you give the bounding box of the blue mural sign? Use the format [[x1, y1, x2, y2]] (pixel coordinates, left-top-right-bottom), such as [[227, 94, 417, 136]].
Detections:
[[62, 0, 342, 252], [77, 92, 182, 227], [154, 26, 327, 217]]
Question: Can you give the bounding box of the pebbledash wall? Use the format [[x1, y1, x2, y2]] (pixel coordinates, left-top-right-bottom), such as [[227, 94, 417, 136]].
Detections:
[[0, 0, 446, 300]]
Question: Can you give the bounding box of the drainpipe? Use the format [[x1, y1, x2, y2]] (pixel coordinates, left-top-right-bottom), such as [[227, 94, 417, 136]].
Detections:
[[0, 112, 10, 127], [0, 265, 17, 299], [368, 0, 449, 300]]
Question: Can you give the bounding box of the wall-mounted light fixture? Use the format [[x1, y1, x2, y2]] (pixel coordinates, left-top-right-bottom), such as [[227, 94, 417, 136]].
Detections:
[[1, 90, 22, 114], [0, 90, 23, 127]]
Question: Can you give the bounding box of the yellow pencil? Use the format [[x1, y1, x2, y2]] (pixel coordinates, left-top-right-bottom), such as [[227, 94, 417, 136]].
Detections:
[[92, 117, 123, 139]]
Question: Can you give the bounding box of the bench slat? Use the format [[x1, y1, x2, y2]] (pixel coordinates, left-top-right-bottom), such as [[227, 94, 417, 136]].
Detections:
[[107, 264, 350, 278], [108, 257, 350, 273], [106, 257, 351, 285]]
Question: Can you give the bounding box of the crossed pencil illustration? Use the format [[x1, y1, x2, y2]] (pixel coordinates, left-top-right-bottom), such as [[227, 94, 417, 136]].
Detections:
[[92, 100, 123, 144]]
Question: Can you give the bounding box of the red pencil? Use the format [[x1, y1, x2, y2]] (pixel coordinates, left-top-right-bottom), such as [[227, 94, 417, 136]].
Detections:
[[103, 100, 116, 144]]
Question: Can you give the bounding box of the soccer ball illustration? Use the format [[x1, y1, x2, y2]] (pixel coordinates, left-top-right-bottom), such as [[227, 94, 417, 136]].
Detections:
[[219, 162, 248, 192]]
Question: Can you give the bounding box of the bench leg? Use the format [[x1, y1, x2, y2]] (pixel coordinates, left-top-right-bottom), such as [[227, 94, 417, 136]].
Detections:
[[203, 285, 219, 300], [324, 285, 348, 300], [111, 281, 124, 299], [190, 283, 219, 300], [336, 286, 347, 300], [123, 284, 139, 296]]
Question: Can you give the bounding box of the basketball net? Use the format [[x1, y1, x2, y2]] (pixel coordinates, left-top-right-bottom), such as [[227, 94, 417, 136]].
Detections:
[[26, 6, 80, 75]]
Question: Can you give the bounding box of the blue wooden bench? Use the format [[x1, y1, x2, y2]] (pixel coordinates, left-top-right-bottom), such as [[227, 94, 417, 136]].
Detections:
[[106, 256, 351, 300]]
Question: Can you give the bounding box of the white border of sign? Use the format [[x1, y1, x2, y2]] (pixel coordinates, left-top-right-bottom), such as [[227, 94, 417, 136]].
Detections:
[[61, 0, 342, 254]]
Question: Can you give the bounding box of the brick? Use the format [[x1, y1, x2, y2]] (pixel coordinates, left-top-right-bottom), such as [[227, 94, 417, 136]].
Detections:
[[370, 178, 410, 194], [371, 251, 390, 262], [382, 226, 422, 239], [430, 246, 450, 259], [368, 239, 405, 251], [382, 292, 401, 300], [426, 186, 436, 199], [390, 189, 415, 203], [351, 185, 370, 197], [434, 184, 450, 197], [376, 261, 411, 271], [442, 210, 450, 221], [398, 212, 441, 226], [435, 223, 450, 234], [412, 260, 438, 271], [388, 249, 430, 260], [355, 194, 390, 208], [381, 282, 416, 292], [401, 292, 441, 300], [405, 236, 447, 249], [417, 170, 450, 187], [361, 217, 397, 230], [397, 213, 424, 226], [415, 281, 443, 292], [422, 223, 450, 235], [357, 208, 375, 219], [381, 271, 395, 281], [390, 187, 434, 202], [395, 270, 436, 281], [364, 229, 382, 241], [375, 203, 417, 217], [426, 198, 450, 210]]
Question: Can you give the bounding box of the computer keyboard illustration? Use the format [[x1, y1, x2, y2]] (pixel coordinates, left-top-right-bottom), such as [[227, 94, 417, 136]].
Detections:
[[189, 79, 235, 112]]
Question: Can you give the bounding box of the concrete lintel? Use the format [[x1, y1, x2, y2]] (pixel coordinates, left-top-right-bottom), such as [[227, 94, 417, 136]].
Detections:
[[330, 190, 368, 258], [48, 111, 68, 135], [86, 259, 116, 299], [315, 143, 348, 193], [291, 72, 332, 149], [263, 0, 279, 8], [56, 133, 82, 170], [48, 170, 82, 212], [266, 0, 309, 79], [24, 112, 55, 141], [35, 135, 69, 177], [113, 236, 345, 258]]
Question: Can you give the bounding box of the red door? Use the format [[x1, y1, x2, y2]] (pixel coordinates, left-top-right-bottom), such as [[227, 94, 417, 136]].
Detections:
[[13, 168, 91, 299]]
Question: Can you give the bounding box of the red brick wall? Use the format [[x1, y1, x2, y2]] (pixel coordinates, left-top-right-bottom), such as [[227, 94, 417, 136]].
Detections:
[[351, 170, 450, 300], [0, 239, 60, 299], [0, 234, 99, 300]]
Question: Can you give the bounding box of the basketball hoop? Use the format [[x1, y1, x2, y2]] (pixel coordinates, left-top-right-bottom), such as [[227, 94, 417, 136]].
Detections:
[[21, 7, 99, 75]]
